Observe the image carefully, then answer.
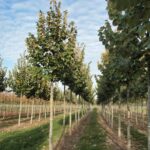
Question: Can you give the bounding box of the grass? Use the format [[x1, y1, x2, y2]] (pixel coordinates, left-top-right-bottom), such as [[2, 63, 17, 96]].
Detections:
[[130, 126, 147, 150], [113, 115, 147, 150], [0, 113, 76, 150], [76, 109, 108, 150], [121, 121, 147, 150]]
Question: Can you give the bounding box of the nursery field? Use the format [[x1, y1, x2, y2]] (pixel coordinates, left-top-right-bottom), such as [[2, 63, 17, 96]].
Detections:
[[0, 0, 150, 150], [0, 94, 148, 150]]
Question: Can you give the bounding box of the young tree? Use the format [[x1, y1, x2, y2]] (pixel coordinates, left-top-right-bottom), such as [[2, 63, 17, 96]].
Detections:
[[106, 1, 150, 149], [97, 1, 150, 149], [0, 56, 6, 92], [8, 54, 29, 126], [26, 1, 71, 149]]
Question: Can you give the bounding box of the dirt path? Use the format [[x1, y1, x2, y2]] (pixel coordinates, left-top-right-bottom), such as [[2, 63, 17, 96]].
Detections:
[[56, 109, 128, 150], [55, 113, 90, 150]]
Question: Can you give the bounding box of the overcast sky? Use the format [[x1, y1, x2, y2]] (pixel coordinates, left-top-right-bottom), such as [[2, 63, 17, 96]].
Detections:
[[0, 0, 109, 86]]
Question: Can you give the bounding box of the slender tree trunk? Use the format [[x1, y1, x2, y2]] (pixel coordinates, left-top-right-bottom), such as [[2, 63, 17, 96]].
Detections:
[[39, 100, 42, 121], [111, 101, 114, 129], [3, 99, 6, 119], [45, 103, 47, 119], [53, 101, 55, 116], [130, 104, 132, 121], [33, 100, 35, 118], [109, 102, 111, 127], [147, 60, 150, 150], [75, 103, 77, 123], [18, 94, 22, 126], [135, 98, 138, 125], [141, 97, 143, 126], [49, 82, 53, 150], [127, 87, 131, 150], [81, 101, 83, 118], [78, 105, 80, 121], [78, 96, 81, 122], [123, 105, 125, 119], [69, 90, 72, 135], [118, 89, 121, 138], [83, 99, 85, 117], [141, 98, 144, 127], [30, 99, 34, 124], [42, 103, 44, 118], [27, 102, 30, 119], [63, 85, 66, 126]]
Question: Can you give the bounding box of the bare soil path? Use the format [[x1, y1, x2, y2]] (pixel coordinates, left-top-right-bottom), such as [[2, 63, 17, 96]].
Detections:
[[57, 109, 127, 150]]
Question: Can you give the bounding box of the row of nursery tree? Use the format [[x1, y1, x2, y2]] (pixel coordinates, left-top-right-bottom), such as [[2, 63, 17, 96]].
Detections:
[[0, 0, 94, 149], [96, 0, 150, 150], [0, 1, 94, 102]]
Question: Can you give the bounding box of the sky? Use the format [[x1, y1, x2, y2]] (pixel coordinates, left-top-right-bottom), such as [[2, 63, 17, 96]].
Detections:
[[0, 0, 109, 86]]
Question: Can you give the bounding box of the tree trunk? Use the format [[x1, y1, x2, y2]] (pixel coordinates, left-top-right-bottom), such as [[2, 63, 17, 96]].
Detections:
[[111, 102, 114, 129], [45, 103, 47, 119], [127, 87, 131, 150], [53, 101, 55, 116], [30, 99, 34, 124], [135, 98, 138, 125], [39, 100, 42, 121], [69, 90, 72, 135], [18, 94, 22, 126], [141, 98, 144, 127], [63, 85, 66, 126], [147, 60, 150, 150], [27, 102, 30, 119], [109, 103, 111, 127], [78, 96, 81, 122], [141, 98, 143, 122], [75, 103, 77, 123], [75, 95, 78, 123], [49, 82, 53, 150], [78, 105, 80, 122], [118, 89, 121, 138]]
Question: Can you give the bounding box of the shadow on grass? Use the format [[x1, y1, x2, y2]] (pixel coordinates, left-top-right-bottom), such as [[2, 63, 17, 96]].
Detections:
[[0, 113, 78, 150], [58, 113, 76, 126], [0, 123, 49, 150], [114, 116, 147, 150]]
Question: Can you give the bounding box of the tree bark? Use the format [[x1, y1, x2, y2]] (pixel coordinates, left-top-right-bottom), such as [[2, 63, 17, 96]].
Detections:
[[30, 99, 34, 124], [111, 101, 114, 129], [78, 96, 81, 122], [141, 98, 144, 127], [135, 98, 138, 125], [75, 95, 78, 123], [27, 102, 30, 119], [147, 60, 150, 150], [18, 93, 22, 126], [63, 85, 66, 126], [127, 87, 131, 150], [118, 89, 121, 138], [39, 100, 42, 121], [69, 90, 72, 135], [49, 82, 53, 150], [53, 101, 55, 116], [45, 103, 47, 119]]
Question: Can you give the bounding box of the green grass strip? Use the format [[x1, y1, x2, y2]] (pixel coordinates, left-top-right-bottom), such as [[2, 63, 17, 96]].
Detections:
[[114, 115, 147, 150], [76, 109, 108, 150], [0, 113, 76, 150]]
